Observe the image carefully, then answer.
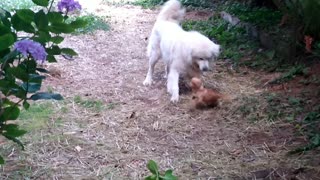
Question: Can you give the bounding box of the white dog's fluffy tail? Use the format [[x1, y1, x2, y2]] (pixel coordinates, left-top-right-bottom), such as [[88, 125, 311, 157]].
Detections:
[[157, 0, 185, 23]]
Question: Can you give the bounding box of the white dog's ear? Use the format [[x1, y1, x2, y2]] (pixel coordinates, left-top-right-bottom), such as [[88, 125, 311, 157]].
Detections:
[[212, 44, 220, 58]]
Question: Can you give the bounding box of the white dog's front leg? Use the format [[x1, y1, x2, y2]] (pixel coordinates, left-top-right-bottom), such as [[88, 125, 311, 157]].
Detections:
[[143, 70, 153, 86], [167, 69, 179, 103]]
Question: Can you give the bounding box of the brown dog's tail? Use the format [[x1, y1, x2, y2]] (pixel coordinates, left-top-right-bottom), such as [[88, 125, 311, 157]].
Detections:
[[218, 93, 232, 103]]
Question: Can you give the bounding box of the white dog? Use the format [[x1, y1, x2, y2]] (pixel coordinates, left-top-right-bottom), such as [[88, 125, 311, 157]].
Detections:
[[143, 0, 220, 102]]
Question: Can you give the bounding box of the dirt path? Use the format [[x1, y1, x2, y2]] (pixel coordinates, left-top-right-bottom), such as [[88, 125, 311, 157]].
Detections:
[[1, 2, 311, 180]]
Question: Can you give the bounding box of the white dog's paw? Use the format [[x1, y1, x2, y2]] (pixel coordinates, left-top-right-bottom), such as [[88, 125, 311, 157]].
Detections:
[[143, 77, 152, 86], [170, 94, 179, 103]]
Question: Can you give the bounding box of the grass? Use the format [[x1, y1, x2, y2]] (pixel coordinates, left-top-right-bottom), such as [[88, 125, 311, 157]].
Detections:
[[183, 13, 297, 72], [67, 14, 110, 34], [130, 0, 213, 9], [73, 95, 119, 111], [182, 16, 256, 65], [131, 0, 165, 8], [180, 0, 213, 8], [265, 94, 305, 122], [0, 101, 64, 178], [237, 95, 261, 122], [19, 102, 55, 131], [106, 102, 118, 110], [181, 3, 315, 75], [237, 90, 320, 153], [271, 65, 309, 84], [118, 0, 320, 157], [0, 0, 35, 10], [290, 106, 320, 154], [223, 2, 282, 28], [74, 95, 104, 111]]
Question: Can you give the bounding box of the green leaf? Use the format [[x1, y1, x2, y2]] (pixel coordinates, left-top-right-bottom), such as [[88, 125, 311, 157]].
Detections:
[[16, 9, 35, 23], [8, 66, 29, 81], [11, 14, 35, 33], [0, 156, 4, 164], [162, 170, 177, 180], [0, 48, 11, 61], [29, 74, 46, 82], [0, 106, 20, 121], [145, 175, 157, 180], [61, 48, 78, 56], [1, 50, 19, 67], [50, 36, 64, 44], [147, 160, 159, 176], [0, 33, 14, 51], [0, 79, 10, 93], [23, 100, 30, 110], [2, 98, 15, 107], [6, 84, 27, 99], [0, 9, 11, 27], [70, 19, 88, 29], [3, 134, 25, 150], [46, 45, 61, 55], [36, 67, 50, 73], [47, 12, 63, 23], [34, 10, 48, 30], [3, 124, 27, 138], [46, 55, 57, 62], [49, 22, 75, 33], [0, 24, 11, 34], [22, 82, 41, 93], [24, 59, 37, 72], [33, 31, 51, 43], [32, 0, 49, 7], [0, 79, 24, 98], [311, 134, 320, 145], [30, 92, 63, 101], [265, 50, 275, 60]]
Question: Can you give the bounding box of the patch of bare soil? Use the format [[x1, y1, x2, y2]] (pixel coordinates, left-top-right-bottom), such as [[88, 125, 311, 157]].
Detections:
[[263, 62, 320, 110], [1, 1, 319, 179]]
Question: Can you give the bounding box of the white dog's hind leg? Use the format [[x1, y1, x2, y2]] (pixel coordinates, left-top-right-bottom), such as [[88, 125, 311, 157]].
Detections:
[[143, 49, 160, 86], [167, 69, 179, 102]]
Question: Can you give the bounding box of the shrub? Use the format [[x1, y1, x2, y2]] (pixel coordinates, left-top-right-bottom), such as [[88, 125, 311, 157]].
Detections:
[[0, 0, 87, 164], [273, 0, 320, 38], [272, 0, 320, 54]]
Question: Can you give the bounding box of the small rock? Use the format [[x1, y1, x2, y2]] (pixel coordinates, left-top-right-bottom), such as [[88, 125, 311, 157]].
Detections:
[[75, 146, 82, 152]]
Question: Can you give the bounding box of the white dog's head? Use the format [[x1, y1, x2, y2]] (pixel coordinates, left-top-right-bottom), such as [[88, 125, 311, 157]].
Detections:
[[189, 32, 220, 71]]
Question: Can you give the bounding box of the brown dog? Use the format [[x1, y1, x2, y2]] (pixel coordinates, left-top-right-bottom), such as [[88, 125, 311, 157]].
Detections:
[[190, 77, 227, 109]]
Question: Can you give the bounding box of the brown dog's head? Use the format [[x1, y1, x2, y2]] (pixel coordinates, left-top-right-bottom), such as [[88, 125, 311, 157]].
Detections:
[[190, 77, 223, 109], [190, 77, 203, 92]]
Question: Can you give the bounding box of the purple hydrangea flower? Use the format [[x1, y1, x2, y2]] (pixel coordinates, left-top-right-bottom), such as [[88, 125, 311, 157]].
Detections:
[[58, 0, 82, 13], [14, 39, 47, 63]]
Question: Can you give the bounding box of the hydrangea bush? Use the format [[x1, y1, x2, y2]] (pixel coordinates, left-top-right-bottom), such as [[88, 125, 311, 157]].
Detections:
[[0, 0, 86, 164]]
